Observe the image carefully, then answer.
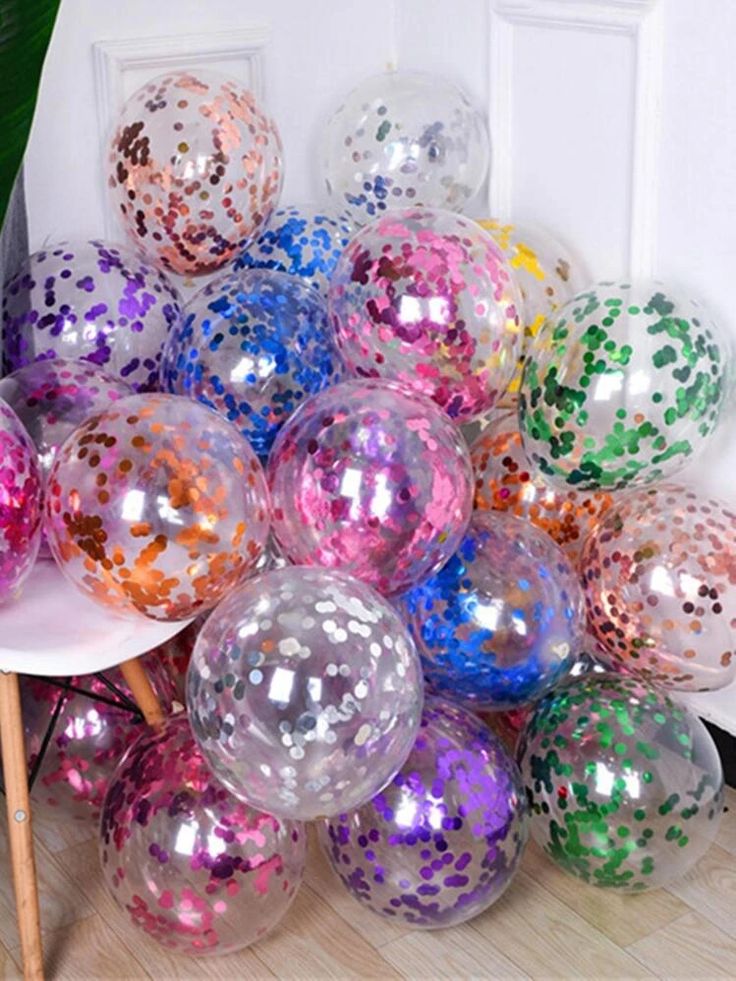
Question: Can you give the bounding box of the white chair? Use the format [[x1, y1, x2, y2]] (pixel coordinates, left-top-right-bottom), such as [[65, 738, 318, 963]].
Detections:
[[0, 561, 185, 980]]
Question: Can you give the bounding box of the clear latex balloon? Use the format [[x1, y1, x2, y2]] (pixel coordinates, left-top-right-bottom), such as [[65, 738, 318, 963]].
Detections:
[[519, 282, 728, 490], [518, 674, 724, 892], [18, 654, 176, 822], [477, 220, 587, 402], [188, 566, 424, 821], [100, 714, 305, 956], [329, 208, 522, 422], [399, 512, 585, 710], [0, 358, 133, 481], [45, 393, 270, 621], [146, 615, 208, 705], [161, 268, 343, 458], [2, 240, 182, 391], [234, 204, 353, 296], [0, 398, 42, 600], [471, 409, 612, 563], [267, 378, 473, 595], [320, 696, 527, 928], [108, 69, 283, 276], [323, 71, 489, 226], [583, 484, 736, 691]]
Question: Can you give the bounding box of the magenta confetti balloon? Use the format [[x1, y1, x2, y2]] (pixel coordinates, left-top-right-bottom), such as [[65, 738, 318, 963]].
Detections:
[[328, 208, 522, 422], [2, 240, 182, 391], [267, 379, 473, 595], [100, 714, 305, 955], [18, 655, 176, 822], [188, 565, 424, 821], [0, 398, 42, 599], [320, 696, 528, 928]]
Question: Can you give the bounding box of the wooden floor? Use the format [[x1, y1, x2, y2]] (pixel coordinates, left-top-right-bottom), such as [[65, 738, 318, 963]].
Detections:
[[2, 789, 736, 980]]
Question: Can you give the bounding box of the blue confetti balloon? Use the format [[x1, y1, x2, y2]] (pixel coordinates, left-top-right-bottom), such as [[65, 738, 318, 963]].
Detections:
[[398, 511, 585, 710], [160, 268, 343, 458], [233, 204, 353, 296]]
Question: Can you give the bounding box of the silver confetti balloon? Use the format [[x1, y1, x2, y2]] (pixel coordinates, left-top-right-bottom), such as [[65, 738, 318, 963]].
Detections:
[[187, 566, 424, 820]]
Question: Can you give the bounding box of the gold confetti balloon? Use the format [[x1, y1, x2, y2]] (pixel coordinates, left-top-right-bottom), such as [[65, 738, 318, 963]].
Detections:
[[108, 70, 283, 277], [45, 393, 270, 621], [470, 410, 611, 563], [477, 220, 587, 402]]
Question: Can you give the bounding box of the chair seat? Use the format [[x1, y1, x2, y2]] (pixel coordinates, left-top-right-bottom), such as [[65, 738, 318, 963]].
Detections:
[[0, 560, 188, 677]]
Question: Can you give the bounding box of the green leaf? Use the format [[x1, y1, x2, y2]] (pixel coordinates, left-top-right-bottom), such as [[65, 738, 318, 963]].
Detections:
[[0, 0, 60, 229]]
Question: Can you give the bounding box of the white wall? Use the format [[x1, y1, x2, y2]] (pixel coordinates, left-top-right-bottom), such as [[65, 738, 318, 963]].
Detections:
[[23, 0, 736, 493]]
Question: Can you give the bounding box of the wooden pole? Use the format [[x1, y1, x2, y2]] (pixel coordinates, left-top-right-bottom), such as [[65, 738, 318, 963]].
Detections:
[[119, 657, 165, 727], [0, 671, 44, 981]]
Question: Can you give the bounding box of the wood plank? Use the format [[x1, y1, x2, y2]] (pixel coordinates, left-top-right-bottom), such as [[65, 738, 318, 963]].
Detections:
[[54, 839, 272, 980], [9, 914, 150, 980], [252, 885, 398, 979], [520, 839, 689, 947], [470, 870, 653, 979], [0, 821, 92, 950], [29, 808, 97, 855], [627, 911, 736, 978], [666, 843, 736, 940], [0, 940, 21, 981], [715, 787, 736, 857], [381, 922, 529, 979]]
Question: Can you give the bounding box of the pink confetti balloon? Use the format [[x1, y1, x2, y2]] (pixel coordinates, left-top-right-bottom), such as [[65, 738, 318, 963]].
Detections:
[[100, 714, 305, 956], [0, 398, 42, 600], [45, 393, 270, 621], [267, 379, 473, 595], [108, 69, 283, 276], [18, 654, 176, 822], [328, 208, 522, 422]]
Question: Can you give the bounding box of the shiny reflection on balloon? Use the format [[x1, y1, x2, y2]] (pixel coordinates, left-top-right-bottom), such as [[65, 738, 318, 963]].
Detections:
[[583, 484, 736, 691], [518, 674, 723, 891], [0, 398, 42, 600], [470, 410, 612, 563], [399, 512, 585, 710], [2, 240, 182, 391], [320, 696, 527, 928], [268, 378, 473, 595], [188, 566, 423, 820], [100, 715, 306, 955]]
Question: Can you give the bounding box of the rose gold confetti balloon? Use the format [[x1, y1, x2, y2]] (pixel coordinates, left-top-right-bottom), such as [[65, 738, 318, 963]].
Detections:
[[108, 70, 283, 276], [583, 484, 736, 691], [470, 411, 611, 562], [45, 393, 270, 621]]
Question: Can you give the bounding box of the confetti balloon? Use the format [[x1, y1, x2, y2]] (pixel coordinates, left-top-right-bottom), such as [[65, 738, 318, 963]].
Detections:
[[2, 240, 182, 391], [108, 69, 283, 276], [160, 268, 343, 458], [583, 484, 736, 691], [100, 714, 305, 955], [519, 282, 728, 490], [45, 393, 270, 621], [320, 696, 527, 928], [399, 512, 585, 710], [323, 71, 489, 226], [477, 220, 587, 402], [0, 358, 132, 482], [0, 398, 42, 600], [234, 203, 353, 296], [267, 379, 473, 595], [329, 208, 522, 422], [188, 566, 423, 821], [470, 410, 612, 562], [18, 655, 176, 822], [518, 674, 724, 892]]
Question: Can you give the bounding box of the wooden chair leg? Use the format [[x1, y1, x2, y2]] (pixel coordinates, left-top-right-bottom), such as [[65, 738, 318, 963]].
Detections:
[[0, 671, 44, 981], [119, 657, 165, 728]]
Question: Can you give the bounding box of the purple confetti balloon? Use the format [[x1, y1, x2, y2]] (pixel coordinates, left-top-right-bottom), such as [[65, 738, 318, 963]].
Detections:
[[100, 714, 306, 956], [2, 240, 182, 391], [320, 696, 528, 928], [0, 398, 42, 599]]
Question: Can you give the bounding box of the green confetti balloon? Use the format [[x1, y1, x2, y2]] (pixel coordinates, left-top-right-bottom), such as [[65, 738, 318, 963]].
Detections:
[[518, 674, 723, 892], [519, 283, 728, 490]]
